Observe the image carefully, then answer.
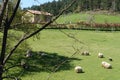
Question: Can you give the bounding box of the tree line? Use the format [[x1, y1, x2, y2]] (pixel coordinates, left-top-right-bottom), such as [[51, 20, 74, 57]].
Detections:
[[24, 0, 120, 15]]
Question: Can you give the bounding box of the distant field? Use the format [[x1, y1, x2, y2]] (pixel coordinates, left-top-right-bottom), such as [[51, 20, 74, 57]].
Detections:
[[56, 12, 120, 24], [21, 29, 120, 80]]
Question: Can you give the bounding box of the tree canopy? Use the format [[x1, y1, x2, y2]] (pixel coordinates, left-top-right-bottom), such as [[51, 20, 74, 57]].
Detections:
[[24, 0, 120, 15]]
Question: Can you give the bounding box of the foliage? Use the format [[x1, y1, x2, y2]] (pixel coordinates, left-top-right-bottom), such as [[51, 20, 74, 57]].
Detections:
[[25, 0, 120, 15]]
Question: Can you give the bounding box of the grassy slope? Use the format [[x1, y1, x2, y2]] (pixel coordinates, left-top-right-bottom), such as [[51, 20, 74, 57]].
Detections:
[[1, 12, 120, 80], [22, 29, 120, 80], [56, 13, 120, 24]]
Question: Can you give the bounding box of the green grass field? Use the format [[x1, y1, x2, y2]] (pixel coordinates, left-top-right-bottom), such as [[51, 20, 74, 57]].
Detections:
[[20, 29, 120, 80], [56, 12, 120, 24], [1, 12, 120, 80]]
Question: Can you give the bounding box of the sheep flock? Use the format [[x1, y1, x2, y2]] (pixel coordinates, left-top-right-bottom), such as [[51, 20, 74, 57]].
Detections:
[[75, 51, 113, 73]]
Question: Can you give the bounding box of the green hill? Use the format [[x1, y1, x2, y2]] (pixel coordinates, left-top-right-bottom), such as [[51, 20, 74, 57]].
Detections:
[[56, 12, 120, 24]]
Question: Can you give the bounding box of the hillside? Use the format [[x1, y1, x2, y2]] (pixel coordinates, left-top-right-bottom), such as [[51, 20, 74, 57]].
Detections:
[[56, 12, 120, 24], [25, 0, 120, 15], [52, 12, 120, 31]]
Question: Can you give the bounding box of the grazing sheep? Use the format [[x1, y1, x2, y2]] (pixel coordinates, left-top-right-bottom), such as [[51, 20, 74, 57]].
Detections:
[[101, 61, 112, 69], [38, 51, 47, 56], [20, 60, 29, 69], [98, 53, 104, 58], [74, 66, 83, 73], [108, 57, 113, 61], [81, 51, 89, 56]]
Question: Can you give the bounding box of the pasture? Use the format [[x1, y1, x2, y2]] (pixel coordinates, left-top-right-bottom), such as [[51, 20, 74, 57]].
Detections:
[[21, 29, 120, 80], [56, 12, 120, 24], [54, 12, 120, 31], [1, 12, 120, 80]]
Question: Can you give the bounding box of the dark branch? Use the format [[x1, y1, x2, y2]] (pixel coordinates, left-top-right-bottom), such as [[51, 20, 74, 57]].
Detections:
[[4, 64, 20, 72], [3, 35, 24, 65], [0, 0, 9, 27], [1, 0, 21, 65], [59, 29, 84, 44], [8, 0, 21, 27], [47, 49, 79, 80], [0, 22, 8, 65]]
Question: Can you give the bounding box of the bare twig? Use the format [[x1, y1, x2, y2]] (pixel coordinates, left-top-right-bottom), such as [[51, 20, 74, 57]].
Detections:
[[4, 64, 20, 72], [59, 29, 84, 44], [54, 21, 84, 45], [46, 50, 79, 80]]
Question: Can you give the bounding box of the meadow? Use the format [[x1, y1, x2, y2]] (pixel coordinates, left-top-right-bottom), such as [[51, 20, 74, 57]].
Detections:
[[21, 29, 120, 80], [56, 12, 120, 24], [52, 12, 120, 31], [0, 12, 120, 80]]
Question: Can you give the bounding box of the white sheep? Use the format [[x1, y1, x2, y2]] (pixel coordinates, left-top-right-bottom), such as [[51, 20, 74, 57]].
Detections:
[[38, 51, 47, 56], [98, 53, 104, 58], [26, 50, 32, 58], [101, 61, 112, 69], [74, 66, 83, 73]]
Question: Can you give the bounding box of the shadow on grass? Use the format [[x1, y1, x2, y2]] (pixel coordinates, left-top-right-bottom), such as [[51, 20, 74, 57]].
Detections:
[[6, 51, 82, 77]]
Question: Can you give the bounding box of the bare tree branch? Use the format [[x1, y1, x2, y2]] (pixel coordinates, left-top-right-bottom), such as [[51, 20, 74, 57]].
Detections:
[[53, 21, 85, 45], [0, 0, 21, 65], [59, 29, 84, 44], [0, 0, 9, 27], [47, 48, 79, 80], [0, 21, 8, 65], [7, 0, 21, 27], [4, 64, 20, 72], [3, 0, 77, 65]]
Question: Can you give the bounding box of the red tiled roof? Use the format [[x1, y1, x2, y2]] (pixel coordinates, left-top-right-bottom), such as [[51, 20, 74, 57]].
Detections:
[[27, 10, 52, 16]]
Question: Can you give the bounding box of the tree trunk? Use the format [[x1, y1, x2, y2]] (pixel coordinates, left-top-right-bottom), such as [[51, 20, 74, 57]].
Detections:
[[90, 0, 93, 10], [97, 0, 101, 9], [0, 65, 3, 80]]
